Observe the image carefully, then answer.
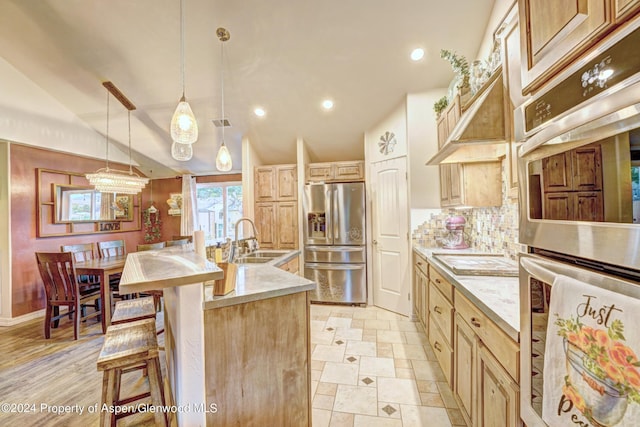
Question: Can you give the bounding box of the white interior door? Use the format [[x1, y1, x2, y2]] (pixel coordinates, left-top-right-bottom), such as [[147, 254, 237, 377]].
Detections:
[[370, 157, 410, 316]]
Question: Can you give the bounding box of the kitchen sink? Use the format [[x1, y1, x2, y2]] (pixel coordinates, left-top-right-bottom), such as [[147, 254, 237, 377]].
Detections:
[[234, 257, 272, 264], [249, 251, 289, 258]]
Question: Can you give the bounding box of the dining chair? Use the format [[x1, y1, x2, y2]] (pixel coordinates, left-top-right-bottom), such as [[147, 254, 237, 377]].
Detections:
[[97, 239, 128, 301], [166, 238, 189, 247], [136, 241, 167, 312], [36, 252, 102, 340], [136, 242, 166, 252], [60, 243, 101, 312], [172, 235, 193, 243]]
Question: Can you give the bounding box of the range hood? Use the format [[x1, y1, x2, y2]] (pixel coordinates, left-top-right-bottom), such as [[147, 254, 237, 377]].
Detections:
[[427, 69, 508, 165]]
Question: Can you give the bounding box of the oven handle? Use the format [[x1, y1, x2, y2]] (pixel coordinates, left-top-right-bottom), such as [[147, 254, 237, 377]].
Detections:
[[519, 255, 590, 284]]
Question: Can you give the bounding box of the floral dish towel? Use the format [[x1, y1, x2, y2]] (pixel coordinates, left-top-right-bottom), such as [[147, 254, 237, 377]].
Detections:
[[542, 274, 640, 427]]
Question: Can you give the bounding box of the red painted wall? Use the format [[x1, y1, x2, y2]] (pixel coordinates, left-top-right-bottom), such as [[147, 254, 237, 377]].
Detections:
[[10, 144, 148, 317]]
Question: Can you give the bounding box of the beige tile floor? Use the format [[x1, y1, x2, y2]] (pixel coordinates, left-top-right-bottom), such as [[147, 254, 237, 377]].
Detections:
[[310, 304, 466, 427]]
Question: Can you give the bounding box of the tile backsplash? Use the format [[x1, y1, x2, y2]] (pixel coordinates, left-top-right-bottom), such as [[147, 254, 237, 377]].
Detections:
[[412, 159, 519, 259]]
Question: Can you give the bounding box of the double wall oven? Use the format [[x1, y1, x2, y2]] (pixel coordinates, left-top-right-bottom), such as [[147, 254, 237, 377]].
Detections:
[[517, 17, 640, 427]]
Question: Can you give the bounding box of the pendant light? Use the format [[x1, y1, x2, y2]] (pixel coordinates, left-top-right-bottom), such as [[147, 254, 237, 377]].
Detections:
[[147, 171, 157, 213], [215, 27, 233, 172], [170, 0, 198, 148], [86, 82, 149, 194]]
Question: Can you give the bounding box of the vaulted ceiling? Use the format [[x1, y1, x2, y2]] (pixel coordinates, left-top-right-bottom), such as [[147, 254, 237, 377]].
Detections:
[[0, 0, 495, 177]]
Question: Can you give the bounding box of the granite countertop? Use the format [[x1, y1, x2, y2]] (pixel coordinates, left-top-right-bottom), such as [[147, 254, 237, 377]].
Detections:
[[202, 250, 316, 310], [414, 245, 520, 342]]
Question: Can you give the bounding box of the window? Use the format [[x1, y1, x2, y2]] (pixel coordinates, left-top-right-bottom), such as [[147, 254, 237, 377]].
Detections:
[[196, 182, 243, 242]]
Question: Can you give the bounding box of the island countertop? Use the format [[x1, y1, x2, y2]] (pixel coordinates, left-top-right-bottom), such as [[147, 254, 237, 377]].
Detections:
[[203, 250, 316, 310]]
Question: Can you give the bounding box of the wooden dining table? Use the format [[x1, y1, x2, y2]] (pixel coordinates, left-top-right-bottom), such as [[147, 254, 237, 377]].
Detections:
[[75, 254, 127, 333]]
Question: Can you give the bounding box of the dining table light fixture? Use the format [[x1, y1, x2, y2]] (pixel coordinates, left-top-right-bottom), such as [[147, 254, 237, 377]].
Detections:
[[215, 27, 233, 172], [170, 0, 198, 151], [86, 82, 149, 194]]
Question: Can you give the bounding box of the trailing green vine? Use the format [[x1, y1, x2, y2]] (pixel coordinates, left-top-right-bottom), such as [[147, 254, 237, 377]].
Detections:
[[440, 49, 470, 89], [433, 96, 449, 117], [143, 209, 162, 243]]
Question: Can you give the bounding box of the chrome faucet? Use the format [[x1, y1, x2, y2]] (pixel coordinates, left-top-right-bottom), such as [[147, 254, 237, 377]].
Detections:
[[229, 217, 259, 262]]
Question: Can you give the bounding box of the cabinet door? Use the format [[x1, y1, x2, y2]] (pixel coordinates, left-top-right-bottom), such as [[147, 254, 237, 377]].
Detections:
[[306, 163, 332, 183], [543, 192, 573, 220], [255, 167, 276, 202], [439, 165, 452, 206], [437, 115, 449, 148], [614, 0, 640, 22], [542, 152, 572, 192], [446, 95, 461, 136], [255, 202, 276, 248], [574, 191, 604, 221], [276, 201, 298, 249], [420, 270, 428, 331], [333, 161, 364, 182], [572, 145, 602, 191], [477, 343, 520, 427], [454, 314, 477, 427], [277, 165, 298, 201], [519, 0, 611, 93], [449, 164, 463, 206]]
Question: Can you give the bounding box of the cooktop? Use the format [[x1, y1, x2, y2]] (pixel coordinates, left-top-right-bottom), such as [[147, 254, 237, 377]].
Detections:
[[432, 253, 519, 277]]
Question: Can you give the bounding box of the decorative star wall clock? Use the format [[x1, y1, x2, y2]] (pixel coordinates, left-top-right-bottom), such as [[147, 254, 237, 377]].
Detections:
[[378, 131, 397, 155]]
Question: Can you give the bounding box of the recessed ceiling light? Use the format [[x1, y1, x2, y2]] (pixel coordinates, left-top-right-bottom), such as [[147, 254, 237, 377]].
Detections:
[[411, 48, 425, 61], [254, 107, 266, 117], [322, 99, 334, 110]]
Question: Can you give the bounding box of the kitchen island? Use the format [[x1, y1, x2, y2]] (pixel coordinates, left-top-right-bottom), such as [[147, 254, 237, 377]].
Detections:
[[119, 247, 315, 427]]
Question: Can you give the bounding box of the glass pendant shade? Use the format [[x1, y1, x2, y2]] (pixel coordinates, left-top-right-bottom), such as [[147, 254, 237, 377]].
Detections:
[[171, 140, 193, 161], [170, 96, 198, 144], [86, 169, 149, 194], [215, 143, 232, 171]]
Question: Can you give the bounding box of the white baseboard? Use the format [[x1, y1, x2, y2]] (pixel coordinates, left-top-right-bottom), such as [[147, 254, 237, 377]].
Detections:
[[0, 308, 44, 326]]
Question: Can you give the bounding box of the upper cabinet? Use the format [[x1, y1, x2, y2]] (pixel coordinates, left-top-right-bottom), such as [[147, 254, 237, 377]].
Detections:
[[255, 164, 298, 202], [519, 0, 640, 94], [306, 161, 364, 183]]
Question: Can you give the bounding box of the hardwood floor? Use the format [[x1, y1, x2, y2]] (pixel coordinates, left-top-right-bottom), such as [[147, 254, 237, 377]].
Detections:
[[0, 308, 168, 426]]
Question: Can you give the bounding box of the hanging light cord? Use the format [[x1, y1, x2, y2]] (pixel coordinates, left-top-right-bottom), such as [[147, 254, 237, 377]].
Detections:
[[180, 0, 186, 99], [220, 40, 225, 146], [127, 110, 133, 175], [105, 90, 110, 171]]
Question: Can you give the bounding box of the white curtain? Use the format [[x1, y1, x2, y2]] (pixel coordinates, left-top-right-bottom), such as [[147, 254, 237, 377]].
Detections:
[[180, 174, 199, 236]]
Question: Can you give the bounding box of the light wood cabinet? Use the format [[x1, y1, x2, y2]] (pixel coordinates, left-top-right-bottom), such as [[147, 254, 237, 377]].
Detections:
[[427, 268, 454, 386], [412, 251, 429, 331], [518, 0, 612, 94], [254, 164, 299, 249], [477, 342, 520, 427], [306, 160, 364, 183], [436, 95, 501, 208], [614, 0, 640, 21], [255, 164, 298, 202], [278, 256, 299, 274], [542, 144, 603, 220], [454, 312, 476, 426]]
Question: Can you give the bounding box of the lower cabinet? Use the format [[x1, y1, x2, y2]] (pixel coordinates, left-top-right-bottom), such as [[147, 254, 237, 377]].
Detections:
[[454, 313, 476, 426], [412, 251, 429, 330], [477, 342, 520, 427]]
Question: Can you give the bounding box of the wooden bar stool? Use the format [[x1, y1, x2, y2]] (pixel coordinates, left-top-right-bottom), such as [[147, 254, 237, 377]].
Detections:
[[96, 319, 168, 427], [111, 296, 156, 325]]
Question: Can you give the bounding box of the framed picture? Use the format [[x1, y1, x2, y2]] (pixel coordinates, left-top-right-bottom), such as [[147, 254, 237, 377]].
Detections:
[[167, 193, 183, 216], [114, 194, 133, 221]]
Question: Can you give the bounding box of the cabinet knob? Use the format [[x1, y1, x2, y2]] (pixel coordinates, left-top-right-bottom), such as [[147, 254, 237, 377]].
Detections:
[[435, 278, 442, 284], [434, 306, 442, 314], [471, 317, 481, 328], [417, 261, 422, 266], [373, 240, 378, 245], [434, 342, 442, 352]]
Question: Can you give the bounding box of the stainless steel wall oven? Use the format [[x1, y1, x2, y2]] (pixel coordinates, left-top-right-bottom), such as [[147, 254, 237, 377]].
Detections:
[[517, 16, 640, 427]]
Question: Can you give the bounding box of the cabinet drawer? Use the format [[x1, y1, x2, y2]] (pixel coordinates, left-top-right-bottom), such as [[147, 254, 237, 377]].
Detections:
[[333, 161, 364, 181], [429, 319, 453, 386], [414, 253, 428, 276], [429, 266, 453, 302], [429, 284, 453, 345], [455, 291, 519, 382]]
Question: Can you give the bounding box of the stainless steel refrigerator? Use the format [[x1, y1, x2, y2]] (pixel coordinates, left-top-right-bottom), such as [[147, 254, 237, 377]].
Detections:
[[303, 182, 366, 304]]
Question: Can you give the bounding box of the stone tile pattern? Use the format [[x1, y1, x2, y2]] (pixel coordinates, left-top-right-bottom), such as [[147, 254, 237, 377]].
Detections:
[[311, 304, 465, 427], [412, 158, 519, 260]]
